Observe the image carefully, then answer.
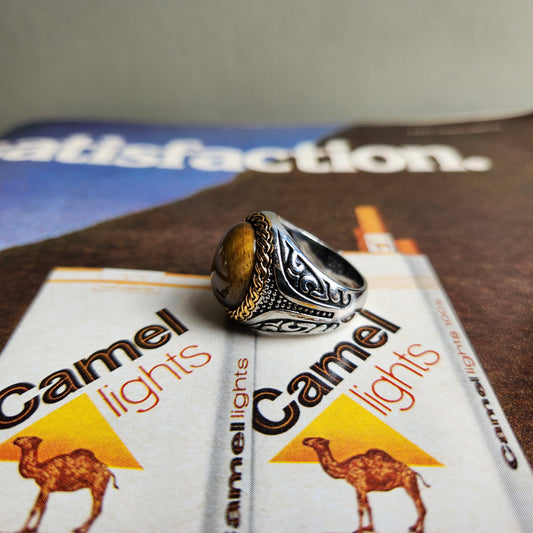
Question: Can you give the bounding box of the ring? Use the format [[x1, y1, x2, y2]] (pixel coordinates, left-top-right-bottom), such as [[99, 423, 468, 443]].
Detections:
[[210, 211, 367, 335]]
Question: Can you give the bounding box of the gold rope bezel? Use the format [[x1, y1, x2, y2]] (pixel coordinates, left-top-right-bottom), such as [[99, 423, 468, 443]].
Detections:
[[228, 212, 273, 322]]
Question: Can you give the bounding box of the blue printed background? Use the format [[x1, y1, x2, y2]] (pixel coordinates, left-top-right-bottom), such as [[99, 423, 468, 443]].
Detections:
[[0, 121, 334, 250]]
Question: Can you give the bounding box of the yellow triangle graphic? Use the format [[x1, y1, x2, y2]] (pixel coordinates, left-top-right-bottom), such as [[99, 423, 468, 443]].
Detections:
[[271, 394, 443, 467], [0, 393, 142, 469]]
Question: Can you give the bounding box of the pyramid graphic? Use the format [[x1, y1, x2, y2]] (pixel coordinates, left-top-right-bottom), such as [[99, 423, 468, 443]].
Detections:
[[271, 394, 443, 467], [0, 393, 142, 469]]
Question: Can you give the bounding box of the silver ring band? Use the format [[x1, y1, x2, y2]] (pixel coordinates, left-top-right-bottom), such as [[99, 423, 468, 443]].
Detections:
[[211, 211, 367, 335]]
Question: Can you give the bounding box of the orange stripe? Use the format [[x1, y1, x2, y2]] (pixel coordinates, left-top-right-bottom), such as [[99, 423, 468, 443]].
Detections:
[[395, 239, 420, 254], [53, 267, 104, 272], [354, 205, 388, 233], [164, 272, 210, 280], [353, 227, 369, 251], [48, 279, 210, 290]]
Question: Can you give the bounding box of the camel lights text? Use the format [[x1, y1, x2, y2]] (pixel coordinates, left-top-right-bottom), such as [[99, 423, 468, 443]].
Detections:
[[253, 309, 404, 436], [348, 343, 440, 416], [435, 297, 519, 470], [0, 308, 193, 429]]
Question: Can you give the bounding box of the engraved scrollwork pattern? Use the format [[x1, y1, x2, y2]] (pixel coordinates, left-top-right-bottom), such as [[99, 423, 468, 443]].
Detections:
[[252, 319, 339, 334], [279, 237, 352, 308]]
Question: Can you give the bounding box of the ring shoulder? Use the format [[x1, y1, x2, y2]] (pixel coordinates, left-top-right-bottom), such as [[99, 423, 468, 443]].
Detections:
[[275, 229, 354, 310]]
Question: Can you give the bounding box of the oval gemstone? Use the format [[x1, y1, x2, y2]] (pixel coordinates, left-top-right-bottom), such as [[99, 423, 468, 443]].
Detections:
[[211, 222, 256, 310]]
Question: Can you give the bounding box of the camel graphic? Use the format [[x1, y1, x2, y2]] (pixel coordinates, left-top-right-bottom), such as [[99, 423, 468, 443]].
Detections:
[[12, 436, 118, 533], [303, 437, 429, 533]]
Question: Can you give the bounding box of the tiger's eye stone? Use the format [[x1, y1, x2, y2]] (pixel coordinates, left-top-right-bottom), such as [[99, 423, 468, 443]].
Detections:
[[211, 222, 256, 310]]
